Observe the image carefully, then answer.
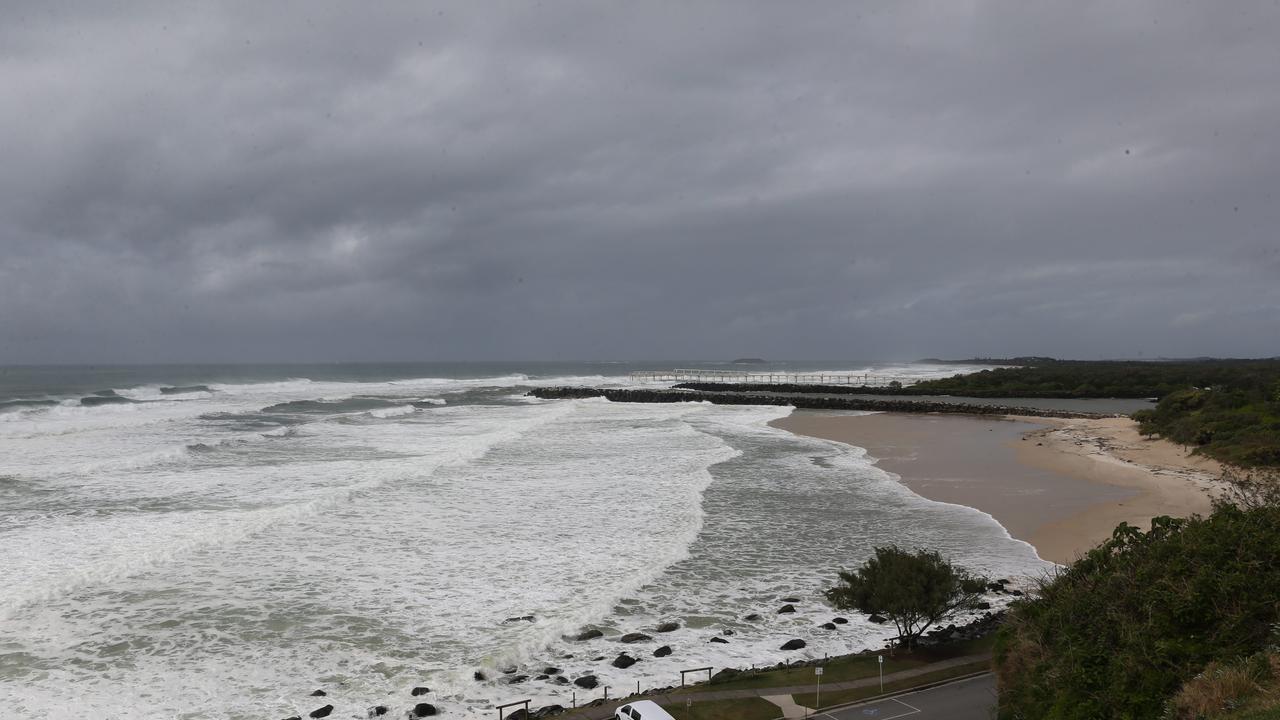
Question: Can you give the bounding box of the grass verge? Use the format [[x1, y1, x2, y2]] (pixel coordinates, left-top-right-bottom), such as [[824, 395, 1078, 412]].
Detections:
[[792, 658, 992, 709], [655, 696, 780, 720]]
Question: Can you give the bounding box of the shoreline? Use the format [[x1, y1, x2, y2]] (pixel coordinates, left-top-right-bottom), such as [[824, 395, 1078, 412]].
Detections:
[[771, 411, 1221, 565]]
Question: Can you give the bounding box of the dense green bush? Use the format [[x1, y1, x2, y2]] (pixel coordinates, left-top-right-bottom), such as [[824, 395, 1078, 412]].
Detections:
[[995, 497, 1280, 720], [910, 359, 1280, 400]]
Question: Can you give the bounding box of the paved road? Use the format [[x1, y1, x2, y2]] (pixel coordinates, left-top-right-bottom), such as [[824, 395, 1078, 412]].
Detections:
[[819, 675, 995, 720]]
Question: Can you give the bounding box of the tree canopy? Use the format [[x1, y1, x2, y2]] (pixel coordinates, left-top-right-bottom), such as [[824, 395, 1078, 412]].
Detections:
[[825, 546, 988, 648]]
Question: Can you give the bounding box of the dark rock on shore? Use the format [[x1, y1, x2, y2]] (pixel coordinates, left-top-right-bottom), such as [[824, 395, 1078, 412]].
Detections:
[[507, 675, 529, 684], [656, 621, 680, 633], [612, 653, 637, 669], [709, 636, 729, 644], [411, 686, 430, 696], [620, 632, 652, 643], [554, 676, 570, 685], [574, 629, 604, 641], [574, 675, 599, 689], [744, 613, 762, 621], [820, 622, 838, 630], [368, 707, 388, 717], [778, 604, 795, 614], [542, 666, 561, 675], [473, 670, 487, 681], [309, 706, 334, 719], [832, 617, 849, 624], [654, 645, 672, 657], [411, 703, 438, 717], [309, 690, 326, 697], [503, 615, 536, 623], [501, 666, 518, 674], [722, 628, 735, 636], [869, 614, 888, 624], [780, 639, 807, 650]]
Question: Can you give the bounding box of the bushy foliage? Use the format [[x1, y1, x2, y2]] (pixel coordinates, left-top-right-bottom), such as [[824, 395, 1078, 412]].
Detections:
[[825, 546, 988, 648], [995, 483, 1280, 720], [911, 359, 1280, 400], [1135, 387, 1280, 467]]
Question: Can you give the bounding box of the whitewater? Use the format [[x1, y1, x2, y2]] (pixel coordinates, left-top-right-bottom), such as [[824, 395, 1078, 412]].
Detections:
[[0, 362, 1051, 719]]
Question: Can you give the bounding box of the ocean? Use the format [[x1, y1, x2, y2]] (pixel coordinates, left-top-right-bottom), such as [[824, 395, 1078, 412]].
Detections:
[[0, 362, 1052, 719]]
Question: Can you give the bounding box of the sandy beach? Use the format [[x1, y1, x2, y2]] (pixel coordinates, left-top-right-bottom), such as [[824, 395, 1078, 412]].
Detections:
[[772, 411, 1222, 564]]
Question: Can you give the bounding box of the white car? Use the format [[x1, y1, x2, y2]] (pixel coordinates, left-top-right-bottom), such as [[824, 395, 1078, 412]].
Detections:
[[613, 699, 676, 720]]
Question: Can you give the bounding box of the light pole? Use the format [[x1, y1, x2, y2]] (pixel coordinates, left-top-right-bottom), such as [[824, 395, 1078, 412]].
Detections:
[[878, 655, 884, 693], [815, 666, 823, 711]]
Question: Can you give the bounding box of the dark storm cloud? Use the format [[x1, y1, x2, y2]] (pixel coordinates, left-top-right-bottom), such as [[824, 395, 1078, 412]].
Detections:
[[2, 1, 1278, 363]]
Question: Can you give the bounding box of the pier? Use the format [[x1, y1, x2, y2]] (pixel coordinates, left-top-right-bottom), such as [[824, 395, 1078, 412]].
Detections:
[[628, 369, 919, 387]]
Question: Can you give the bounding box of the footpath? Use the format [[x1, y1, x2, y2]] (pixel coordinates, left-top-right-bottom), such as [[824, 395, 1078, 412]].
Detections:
[[550, 652, 992, 719]]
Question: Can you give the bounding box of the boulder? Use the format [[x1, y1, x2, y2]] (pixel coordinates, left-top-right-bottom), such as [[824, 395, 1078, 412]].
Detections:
[[820, 622, 838, 630], [542, 666, 561, 675], [656, 621, 680, 633], [777, 604, 796, 614], [780, 639, 806, 651], [411, 703, 438, 717], [722, 629, 735, 636], [473, 671, 487, 681], [574, 629, 604, 641], [310, 690, 326, 697], [975, 601, 992, 610], [832, 617, 849, 624], [554, 676, 570, 685], [612, 654, 637, 669], [507, 675, 529, 684], [535, 675, 549, 681], [868, 614, 889, 624], [574, 675, 599, 689], [309, 707, 334, 719], [709, 636, 729, 644], [744, 613, 762, 621], [653, 645, 673, 657], [367, 708, 388, 718], [411, 687, 431, 696], [620, 633, 652, 644]]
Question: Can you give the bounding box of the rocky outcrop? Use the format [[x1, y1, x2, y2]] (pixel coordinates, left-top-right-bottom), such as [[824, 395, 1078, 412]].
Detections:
[[780, 639, 807, 650], [573, 675, 599, 689], [308, 706, 334, 719], [777, 604, 796, 614], [411, 687, 430, 696], [709, 636, 729, 644], [411, 703, 437, 717], [620, 632, 652, 643], [574, 629, 604, 641], [832, 617, 849, 624], [655, 621, 680, 633], [526, 387, 1115, 419], [612, 654, 637, 669], [653, 645, 672, 657]]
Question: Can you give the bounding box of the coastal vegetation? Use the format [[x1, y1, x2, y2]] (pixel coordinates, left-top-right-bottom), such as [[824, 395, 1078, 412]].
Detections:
[[825, 546, 989, 649], [993, 471, 1280, 719]]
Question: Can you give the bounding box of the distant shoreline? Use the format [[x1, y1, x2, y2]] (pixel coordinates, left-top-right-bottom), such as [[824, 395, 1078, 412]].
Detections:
[[772, 411, 1221, 565]]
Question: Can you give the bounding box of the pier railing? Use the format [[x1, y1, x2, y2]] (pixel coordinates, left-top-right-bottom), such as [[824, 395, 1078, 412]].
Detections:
[[628, 369, 919, 387]]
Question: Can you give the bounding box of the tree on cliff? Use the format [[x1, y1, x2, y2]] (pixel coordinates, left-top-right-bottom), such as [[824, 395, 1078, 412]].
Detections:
[[825, 546, 988, 648]]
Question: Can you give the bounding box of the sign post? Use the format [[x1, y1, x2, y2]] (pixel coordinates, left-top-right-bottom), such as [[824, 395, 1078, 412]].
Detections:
[[878, 655, 884, 693], [815, 666, 823, 711]]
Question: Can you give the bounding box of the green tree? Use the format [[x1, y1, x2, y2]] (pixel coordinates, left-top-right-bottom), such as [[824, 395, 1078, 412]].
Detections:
[[825, 546, 989, 648]]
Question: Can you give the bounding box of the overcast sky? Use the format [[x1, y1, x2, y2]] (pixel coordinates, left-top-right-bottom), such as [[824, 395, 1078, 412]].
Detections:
[[2, 1, 1278, 363]]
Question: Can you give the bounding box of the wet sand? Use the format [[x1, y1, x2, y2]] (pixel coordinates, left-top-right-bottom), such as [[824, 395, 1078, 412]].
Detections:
[[772, 411, 1220, 565]]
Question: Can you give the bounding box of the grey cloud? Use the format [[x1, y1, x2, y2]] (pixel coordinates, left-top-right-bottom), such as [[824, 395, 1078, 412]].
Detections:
[[2, 1, 1278, 363]]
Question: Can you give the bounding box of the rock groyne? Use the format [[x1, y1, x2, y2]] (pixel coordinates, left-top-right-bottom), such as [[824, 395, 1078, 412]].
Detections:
[[526, 387, 1115, 419]]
